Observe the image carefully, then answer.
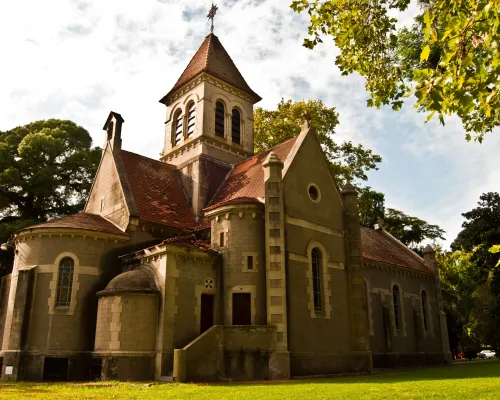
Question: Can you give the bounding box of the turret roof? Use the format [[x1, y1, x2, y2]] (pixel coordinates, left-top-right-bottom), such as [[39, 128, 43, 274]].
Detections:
[[161, 33, 261, 104]]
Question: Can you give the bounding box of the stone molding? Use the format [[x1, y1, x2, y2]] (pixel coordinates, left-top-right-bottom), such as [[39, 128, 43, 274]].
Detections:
[[364, 260, 435, 280], [285, 215, 343, 238], [364, 275, 375, 336], [241, 252, 259, 272]]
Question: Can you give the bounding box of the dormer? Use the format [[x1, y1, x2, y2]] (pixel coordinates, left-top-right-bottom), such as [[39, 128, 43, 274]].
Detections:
[[159, 33, 261, 167]]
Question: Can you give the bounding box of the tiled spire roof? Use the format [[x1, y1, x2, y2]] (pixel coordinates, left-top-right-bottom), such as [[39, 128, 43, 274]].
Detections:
[[161, 33, 261, 103]]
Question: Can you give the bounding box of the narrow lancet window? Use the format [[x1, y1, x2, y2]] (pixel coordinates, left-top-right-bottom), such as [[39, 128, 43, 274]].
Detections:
[[186, 102, 196, 138], [312, 248, 322, 311], [231, 108, 241, 144], [421, 290, 429, 331], [215, 101, 225, 137], [56, 257, 74, 307], [393, 284, 401, 330]]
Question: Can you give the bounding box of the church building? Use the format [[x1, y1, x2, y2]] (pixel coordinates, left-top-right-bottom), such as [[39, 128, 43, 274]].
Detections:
[[0, 31, 451, 382]]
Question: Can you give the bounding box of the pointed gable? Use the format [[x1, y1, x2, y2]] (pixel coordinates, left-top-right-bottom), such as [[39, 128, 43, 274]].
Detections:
[[161, 33, 261, 104]]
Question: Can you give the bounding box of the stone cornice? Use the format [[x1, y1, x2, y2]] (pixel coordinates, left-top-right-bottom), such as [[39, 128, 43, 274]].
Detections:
[[15, 228, 129, 244], [160, 134, 252, 163], [364, 259, 434, 280], [165, 72, 258, 106], [204, 203, 264, 219]]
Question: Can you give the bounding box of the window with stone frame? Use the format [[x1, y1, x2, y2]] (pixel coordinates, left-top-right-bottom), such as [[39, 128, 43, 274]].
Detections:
[[215, 101, 225, 137], [421, 289, 429, 331], [56, 257, 74, 307], [186, 101, 196, 138], [231, 108, 241, 144], [312, 248, 322, 312], [393, 284, 402, 330], [173, 109, 183, 145], [219, 231, 225, 247]]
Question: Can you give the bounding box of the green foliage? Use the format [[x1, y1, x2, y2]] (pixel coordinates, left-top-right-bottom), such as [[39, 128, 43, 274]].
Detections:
[[452, 192, 500, 282], [383, 208, 446, 248], [0, 119, 101, 275], [358, 186, 386, 228], [254, 99, 382, 185], [291, 0, 500, 141]]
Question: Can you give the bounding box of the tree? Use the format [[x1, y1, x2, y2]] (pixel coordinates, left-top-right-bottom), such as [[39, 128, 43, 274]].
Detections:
[[451, 192, 500, 281], [291, 0, 500, 141], [0, 119, 101, 276], [254, 99, 382, 185]]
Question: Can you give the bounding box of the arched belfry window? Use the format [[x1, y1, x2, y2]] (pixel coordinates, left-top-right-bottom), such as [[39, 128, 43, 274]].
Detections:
[[312, 248, 322, 311], [56, 257, 74, 307], [186, 102, 196, 138], [393, 284, 402, 330], [215, 101, 225, 138], [421, 290, 429, 331], [173, 109, 183, 145], [231, 108, 241, 144]]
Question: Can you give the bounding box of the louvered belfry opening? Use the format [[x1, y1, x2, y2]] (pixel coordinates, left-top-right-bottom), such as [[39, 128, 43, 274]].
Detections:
[[231, 108, 241, 144], [174, 109, 183, 145], [187, 102, 196, 138], [215, 101, 225, 137]]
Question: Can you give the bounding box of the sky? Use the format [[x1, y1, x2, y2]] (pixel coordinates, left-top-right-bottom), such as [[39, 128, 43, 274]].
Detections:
[[0, 0, 498, 249]]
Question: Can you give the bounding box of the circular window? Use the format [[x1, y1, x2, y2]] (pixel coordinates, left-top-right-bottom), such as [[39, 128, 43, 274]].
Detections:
[[308, 184, 321, 203]]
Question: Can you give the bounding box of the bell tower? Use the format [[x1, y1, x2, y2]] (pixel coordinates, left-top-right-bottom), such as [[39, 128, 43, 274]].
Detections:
[[159, 32, 261, 218]]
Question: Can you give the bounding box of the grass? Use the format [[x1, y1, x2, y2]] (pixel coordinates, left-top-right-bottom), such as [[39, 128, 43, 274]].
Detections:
[[1, 360, 499, 400]]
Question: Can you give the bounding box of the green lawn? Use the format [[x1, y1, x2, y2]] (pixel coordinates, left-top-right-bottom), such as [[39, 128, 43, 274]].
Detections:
[[1, 361, 499, 400]]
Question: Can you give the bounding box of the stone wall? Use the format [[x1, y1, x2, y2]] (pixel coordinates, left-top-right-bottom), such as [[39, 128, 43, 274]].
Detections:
[[365, 260, 448, 367]]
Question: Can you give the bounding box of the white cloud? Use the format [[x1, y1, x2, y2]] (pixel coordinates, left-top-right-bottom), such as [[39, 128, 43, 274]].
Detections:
[[0, 0, 498, 249]]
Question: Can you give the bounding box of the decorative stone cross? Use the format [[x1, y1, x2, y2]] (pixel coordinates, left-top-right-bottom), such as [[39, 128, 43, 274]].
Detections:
[[205, 278, 214, 289]]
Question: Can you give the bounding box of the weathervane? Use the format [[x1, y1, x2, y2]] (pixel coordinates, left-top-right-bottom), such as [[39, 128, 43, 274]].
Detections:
[[207, 3, 218, 33]]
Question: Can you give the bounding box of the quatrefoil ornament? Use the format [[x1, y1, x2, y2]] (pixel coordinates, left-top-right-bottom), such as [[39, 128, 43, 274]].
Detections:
[[205, 278, 214, 289]]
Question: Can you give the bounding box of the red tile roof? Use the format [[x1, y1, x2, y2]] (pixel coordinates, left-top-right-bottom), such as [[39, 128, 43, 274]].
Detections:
[[120, 150, 197, 230], [161, 234, 216, 253], [360, 227, 433, 274], [209, 137, 298, 207], [23, 213, 127, 236], [161, 33, 261, 103]]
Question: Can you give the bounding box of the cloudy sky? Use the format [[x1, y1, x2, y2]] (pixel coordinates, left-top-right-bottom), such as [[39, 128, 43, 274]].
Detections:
[[1, 0, 498, 248]]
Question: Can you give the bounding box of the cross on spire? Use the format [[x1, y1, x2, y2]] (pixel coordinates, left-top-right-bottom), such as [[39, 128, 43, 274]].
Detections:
[[207, 3, 218, 33]]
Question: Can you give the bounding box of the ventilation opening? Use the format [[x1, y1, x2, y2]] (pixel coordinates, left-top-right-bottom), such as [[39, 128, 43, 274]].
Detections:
[[90, 357, 103, 381], [43, 357, 69, 382], [308, 184, 320, 202]]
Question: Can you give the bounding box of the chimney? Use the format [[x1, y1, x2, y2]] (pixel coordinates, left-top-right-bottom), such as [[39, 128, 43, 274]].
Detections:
[[103, 111, 124, 155], [423, 244, 437, 272]]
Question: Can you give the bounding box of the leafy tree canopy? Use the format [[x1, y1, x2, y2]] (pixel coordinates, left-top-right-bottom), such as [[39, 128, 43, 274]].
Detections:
[[254, 98, 382, 184], [0, 119, 101, 275], [291, 0, 500, 141], [451, 192, 500, 280]]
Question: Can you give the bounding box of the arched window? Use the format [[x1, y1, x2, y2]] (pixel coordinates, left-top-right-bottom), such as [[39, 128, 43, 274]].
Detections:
[[215, 101, 225, 138], [173, 109, 183, 145], [421, 290, 429, 331], [393, 284, 401, 330], [56, 257, 74, 307], [186, 102, 196, 138], [231, 108, 241, 144], [312, 248, 322, 311], [364, 278, 372, 333]]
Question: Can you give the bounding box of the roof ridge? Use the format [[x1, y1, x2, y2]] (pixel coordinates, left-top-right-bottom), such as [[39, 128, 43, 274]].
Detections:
[[378, 228, 428, 265], [232, 136, 299, 168], [121, 149, 174, 168]]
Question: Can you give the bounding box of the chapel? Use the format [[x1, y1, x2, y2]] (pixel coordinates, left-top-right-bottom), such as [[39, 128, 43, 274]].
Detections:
[[0, 30, 451, 382]]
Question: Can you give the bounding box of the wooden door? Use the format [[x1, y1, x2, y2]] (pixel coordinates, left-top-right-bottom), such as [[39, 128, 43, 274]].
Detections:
[[232, 293, 251, 325], [200, 294, 215, 334]]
